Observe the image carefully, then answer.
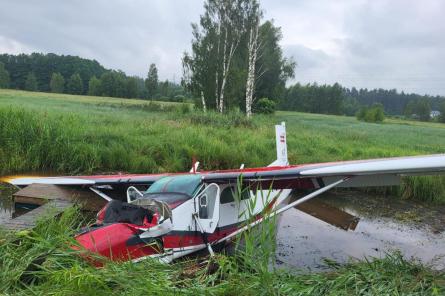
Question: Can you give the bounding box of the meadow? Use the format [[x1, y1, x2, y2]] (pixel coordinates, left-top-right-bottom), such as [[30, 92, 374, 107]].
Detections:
[[1, 89, 445, 202], [0, 90, 445, 294]]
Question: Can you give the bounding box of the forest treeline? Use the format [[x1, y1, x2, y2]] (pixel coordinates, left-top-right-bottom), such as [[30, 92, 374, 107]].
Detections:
[[1, 52, 444, 121], [1, 1, 444, 120], [0, 53, 188, 102], [281, 83, 445, 121]]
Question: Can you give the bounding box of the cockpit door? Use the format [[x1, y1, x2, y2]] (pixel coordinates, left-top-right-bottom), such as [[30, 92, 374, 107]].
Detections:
[[194, 183, 220, 233]]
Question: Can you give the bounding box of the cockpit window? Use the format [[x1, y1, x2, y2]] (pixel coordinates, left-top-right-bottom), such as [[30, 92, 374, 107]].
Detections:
[[146, 175, 202, 197], [220, 186, 251, 204]]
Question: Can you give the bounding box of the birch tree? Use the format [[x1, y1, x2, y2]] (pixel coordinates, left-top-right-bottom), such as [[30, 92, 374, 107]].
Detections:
[[182, 0, 295, 115], [183, 0, 248, 113], [213, 0, 246, 113], [245, 0, 261, 117]]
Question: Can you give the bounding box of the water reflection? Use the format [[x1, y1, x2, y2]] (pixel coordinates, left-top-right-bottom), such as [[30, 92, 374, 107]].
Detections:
[[276, 190, 445, 271], [0, 184, 14, 223]]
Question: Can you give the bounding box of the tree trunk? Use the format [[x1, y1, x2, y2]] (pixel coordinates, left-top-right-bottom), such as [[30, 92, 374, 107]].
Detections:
[[201, 90, 207, 112], [218, 28, 228, 113], [245, 16, 259, 118], [219, 27, 238, 113], [215, 21, 221, 111]]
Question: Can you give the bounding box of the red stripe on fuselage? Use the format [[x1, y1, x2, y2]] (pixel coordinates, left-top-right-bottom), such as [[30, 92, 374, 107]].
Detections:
[[163, 224, 241, 248]]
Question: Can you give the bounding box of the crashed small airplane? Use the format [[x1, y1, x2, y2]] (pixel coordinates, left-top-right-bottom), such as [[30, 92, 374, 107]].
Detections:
[[5, 123, 445, 264]]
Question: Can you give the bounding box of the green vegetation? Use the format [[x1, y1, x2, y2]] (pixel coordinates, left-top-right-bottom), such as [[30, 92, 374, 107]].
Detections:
[[1, 89, 445, 203], [0, 62, 10, 89], [255, 98, 276, 114], [0, 205, 443, 295], [1, 49, 444, 118], [50, 72, 65, 93], [0, 53, 189, 101], [145, 63, 159, 98], [404, 98, 432, 121], [439, 101, 445, 123], [282, 83, 445, 120], [356, 103, 385, 123], [282, 83, 344, 115], [183, 1, 295, 113], [24, 72, 38, 91], [66, 73, 83, 95]]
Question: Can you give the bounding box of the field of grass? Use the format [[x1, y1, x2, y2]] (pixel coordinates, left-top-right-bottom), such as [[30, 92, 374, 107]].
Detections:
[[1, 89, 445, 202], [1, 89, 445, 294]]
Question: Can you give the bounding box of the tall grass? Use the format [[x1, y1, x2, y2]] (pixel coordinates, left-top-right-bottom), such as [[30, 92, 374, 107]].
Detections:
[[1, 206, 443, 295], [1, 89, 445, 203]]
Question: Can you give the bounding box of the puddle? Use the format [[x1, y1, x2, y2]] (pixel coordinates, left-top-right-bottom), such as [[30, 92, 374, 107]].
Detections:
[[276, 190, 445, 271]]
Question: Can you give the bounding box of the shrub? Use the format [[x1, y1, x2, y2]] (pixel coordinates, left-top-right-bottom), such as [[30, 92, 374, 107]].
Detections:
[[180, 103, 191, 114], [255, 98, 276, 114], [356, 103, 385, 123], [187, 111, 256, 128]]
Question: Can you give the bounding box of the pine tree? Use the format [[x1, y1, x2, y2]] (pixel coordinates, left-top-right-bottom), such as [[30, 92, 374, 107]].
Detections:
[[0, 62, 10, 88], [50, 72, 65, 93], [24, 72, 38, 91], [145, 64, 158, 98], [67, 73, 83, 95]]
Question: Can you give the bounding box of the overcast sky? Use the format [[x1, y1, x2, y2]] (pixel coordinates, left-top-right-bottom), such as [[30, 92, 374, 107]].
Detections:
[[1, 0, 444, 95]]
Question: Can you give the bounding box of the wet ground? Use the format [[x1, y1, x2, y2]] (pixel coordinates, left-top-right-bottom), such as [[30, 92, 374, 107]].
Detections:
[[1, 184, 445, 271], [276, 190, 445, 271], [0, 185, 14, 223]]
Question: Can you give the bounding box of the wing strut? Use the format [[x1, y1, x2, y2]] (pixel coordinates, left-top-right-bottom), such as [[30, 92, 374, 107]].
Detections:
[[89, 187, 112, 201], [213, 177, 350, 245]]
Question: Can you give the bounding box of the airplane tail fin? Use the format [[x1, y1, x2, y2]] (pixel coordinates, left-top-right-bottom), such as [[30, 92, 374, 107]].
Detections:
[[270, 122, 288, 166]]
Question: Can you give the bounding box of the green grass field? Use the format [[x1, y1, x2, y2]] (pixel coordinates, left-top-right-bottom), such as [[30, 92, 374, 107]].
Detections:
[[1, 89, 445, 202], [1, 89, 444, 294]]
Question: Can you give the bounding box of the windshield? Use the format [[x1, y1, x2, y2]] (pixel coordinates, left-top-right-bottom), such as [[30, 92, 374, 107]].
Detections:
[[146, 175, 202, 197], [142, 192, 190, 209]]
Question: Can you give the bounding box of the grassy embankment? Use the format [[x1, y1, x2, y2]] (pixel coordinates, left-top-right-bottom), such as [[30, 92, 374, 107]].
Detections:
[[0, 206, 443, 295], [0, 90, 444, 294], [1, 89, 445, 202]]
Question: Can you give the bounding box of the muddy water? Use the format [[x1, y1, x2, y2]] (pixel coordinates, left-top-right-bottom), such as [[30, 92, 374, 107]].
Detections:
[[0, 185, 33, 223], [276, 190, 445, 271], [0, 185, 14, 223]]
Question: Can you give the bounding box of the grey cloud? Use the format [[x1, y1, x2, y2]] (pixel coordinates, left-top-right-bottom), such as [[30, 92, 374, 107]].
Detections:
[[0, 0, 443, 95], [0, 0, 203, 80], [283, 45, 330, 71]]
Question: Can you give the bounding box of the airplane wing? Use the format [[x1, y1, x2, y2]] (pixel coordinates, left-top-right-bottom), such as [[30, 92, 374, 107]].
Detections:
[[201, 154, 445, 189], [1, 173, 170, 188], [3, 154, 445, 190]]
